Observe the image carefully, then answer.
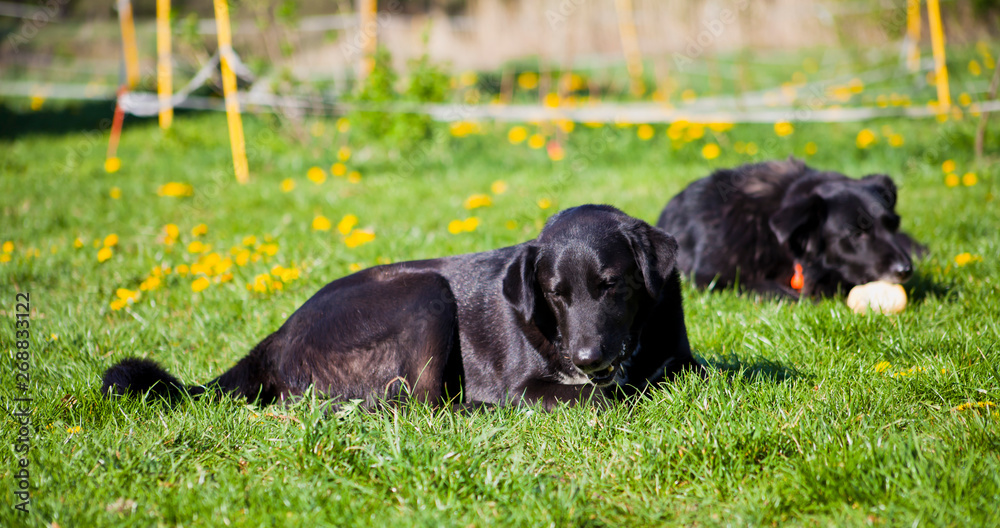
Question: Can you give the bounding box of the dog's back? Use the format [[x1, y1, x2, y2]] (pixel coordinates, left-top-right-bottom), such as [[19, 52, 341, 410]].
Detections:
[[657, 159, 807, 289]]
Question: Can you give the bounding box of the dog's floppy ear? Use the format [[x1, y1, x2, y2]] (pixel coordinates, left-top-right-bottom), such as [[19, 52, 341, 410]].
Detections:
[[770, 194, 826, 256], [625, 221, 679, 299], [502, 244, 540, 322], [861, 173, 897, 209]]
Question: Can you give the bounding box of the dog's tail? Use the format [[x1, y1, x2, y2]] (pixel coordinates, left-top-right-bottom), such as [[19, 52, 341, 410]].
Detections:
[[101, 358, 205, 401], [102, 336, 281, 403]]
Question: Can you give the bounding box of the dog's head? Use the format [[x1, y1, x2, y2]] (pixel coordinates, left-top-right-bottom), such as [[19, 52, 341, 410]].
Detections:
[[770, 173, 913, 287], [503, 205, 678, 385]]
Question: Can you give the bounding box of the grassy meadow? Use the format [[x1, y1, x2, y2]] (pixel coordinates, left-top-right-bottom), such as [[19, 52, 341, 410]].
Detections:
[[2, 60, 1000, 525]]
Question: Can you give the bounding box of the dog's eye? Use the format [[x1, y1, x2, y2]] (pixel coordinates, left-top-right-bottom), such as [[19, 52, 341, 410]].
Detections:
[[599, 278, 620, 291]]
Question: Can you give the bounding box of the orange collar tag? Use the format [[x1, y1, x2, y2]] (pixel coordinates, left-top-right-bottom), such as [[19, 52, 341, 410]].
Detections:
[[790, 262, 804, 291]]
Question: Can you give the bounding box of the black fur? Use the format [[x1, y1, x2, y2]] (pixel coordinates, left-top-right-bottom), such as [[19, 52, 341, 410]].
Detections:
[[102, 205, 702, 410], [656, 158, 926, 298]]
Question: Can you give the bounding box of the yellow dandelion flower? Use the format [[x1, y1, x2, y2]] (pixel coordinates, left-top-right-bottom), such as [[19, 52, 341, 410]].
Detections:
[[462, 217, 480, 232], [856, 129, 877, 149], [958, 93, 973, 106], [336, 118, 350, 133], [97, 247, 113, 262], [191, 277, 210, 292], [701, 143, 721, 160], [313, 215, 332, 231], [259, 243, 279, 256], [954, 252, 973, 266], [874, 361, 891, 373], [280, 178, 296, 192], [2, 241, 13, 253], [349, 263, 363, 272], [517, 72, 539, 90], [505, 220, 518, 230], [191, 224, 208, 237], [543, 93, 561, 108], [104, 157, 121, 173], [347, 171, 362, 184], [942, 159, 956, 173], [338, 214, 359, 235], [103, 234, 119, 248], [331, 163, 347, 177], [805, 141, 818, 155], [176, 264, 190, 275], [557, 119, 575, 133], [67, 426, 81, 434], [140, 276, 161, 292], [684, 124, 705, 141], [110, 186, 122, 199], [74, 238, 83, 249], [0, 254, 10, 263], [235, 249, 251, 266], [187, 241, 206, 254], [537, 198, 552, 210], [157, 182, 193, 197], [242, 235, 257, 247], [962, 172, 977, 186], [110, 298, 127, 311], [307, 166, 326, 184], [459, 71, 477, 87], [945, 174, 960, 187], [637, 124, 655, 141], [447, 220, 464, 234], [774, 121, 794, 137], [508, 126, 528, 144], [745, 142, 759, 156], [888, 134, 904, 147], [337, 146, 351, 162], [491, 180, 508, 195], [708, 122, 734, 132], [464, 193, 493, 210], [969, 60, 982, 76], [344, 229, 375, 248], [527, 133, 546, 150]]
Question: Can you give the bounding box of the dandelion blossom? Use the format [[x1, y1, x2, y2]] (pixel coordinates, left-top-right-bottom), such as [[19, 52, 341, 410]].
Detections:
[[856, 129, 877, 149], [701, 143, 721, 160], [337, 214, 359, 235]]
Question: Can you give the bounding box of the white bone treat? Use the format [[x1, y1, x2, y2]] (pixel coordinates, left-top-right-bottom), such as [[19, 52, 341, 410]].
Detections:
[[847, 281, 908, 315]]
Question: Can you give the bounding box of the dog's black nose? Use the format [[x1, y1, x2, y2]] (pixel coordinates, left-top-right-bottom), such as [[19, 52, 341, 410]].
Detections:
[[573, 348, 603, 370], [889, 261, 913, 282]]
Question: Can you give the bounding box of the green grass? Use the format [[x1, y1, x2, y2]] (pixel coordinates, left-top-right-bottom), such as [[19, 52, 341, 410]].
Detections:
[[2, 96, 999, 526]]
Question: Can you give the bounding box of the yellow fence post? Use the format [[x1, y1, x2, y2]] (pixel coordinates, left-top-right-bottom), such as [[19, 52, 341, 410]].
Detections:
[[213, 0, 250, 183], [906, 0, 921, 72], [926, 0, 950, 112], [614, 0, 645, 97], [116, 0, 140, 89], [157, 0, 173, 129], [359, 0, 378, 81]]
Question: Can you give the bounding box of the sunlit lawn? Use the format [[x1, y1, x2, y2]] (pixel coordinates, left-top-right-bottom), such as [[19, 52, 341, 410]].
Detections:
[[2, 86, 999, 527]]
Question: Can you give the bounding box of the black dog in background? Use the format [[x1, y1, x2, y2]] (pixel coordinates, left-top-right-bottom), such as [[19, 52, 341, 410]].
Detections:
[[657, 158, 925, 298], [104, 205, 702, 410]]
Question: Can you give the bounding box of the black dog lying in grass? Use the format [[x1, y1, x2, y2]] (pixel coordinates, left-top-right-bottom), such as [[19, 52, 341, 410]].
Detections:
[[656, 158, 925, 298], [103, 205, 702, 409]]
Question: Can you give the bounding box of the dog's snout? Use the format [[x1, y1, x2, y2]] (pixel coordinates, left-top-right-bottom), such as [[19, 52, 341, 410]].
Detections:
[[889, 260, 913, 282], [572, 348, 603, 370]]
